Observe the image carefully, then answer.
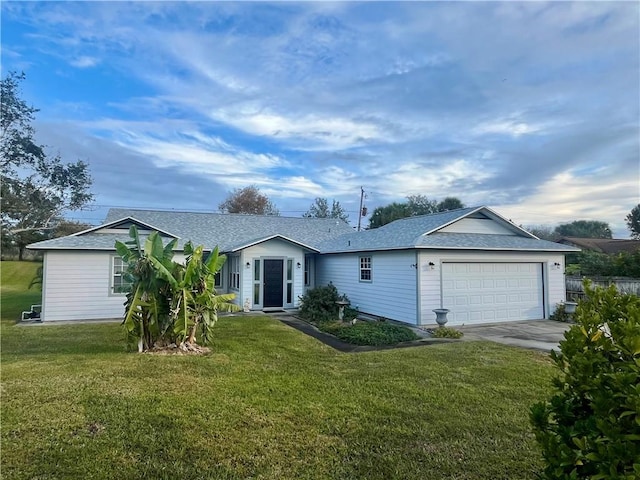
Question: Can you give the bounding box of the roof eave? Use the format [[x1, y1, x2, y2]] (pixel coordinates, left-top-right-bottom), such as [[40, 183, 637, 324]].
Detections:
[[319, 245, 581, 254]]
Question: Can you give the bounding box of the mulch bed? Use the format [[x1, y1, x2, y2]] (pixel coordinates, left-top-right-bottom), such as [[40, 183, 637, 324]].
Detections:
[[277, 316, 459, 353], [143, 342, 212, 355]]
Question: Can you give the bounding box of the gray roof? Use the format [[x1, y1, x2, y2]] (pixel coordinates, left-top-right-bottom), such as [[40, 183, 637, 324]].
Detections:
[[28, 206, 580, 254], [29, 209, 355, 252], [317, 207, 579, 253]]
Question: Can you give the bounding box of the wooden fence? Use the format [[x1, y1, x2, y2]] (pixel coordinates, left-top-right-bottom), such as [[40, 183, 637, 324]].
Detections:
[[566, 276, 640, 300]]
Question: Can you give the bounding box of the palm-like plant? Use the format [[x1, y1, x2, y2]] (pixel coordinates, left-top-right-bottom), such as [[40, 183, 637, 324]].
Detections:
[[153, 243, 240, 346], [115, 226, 177, 351], [115, 226, 239, 352]]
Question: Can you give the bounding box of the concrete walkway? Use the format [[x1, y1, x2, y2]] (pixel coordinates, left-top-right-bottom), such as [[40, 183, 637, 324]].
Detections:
[[457, 319, 572, 352]]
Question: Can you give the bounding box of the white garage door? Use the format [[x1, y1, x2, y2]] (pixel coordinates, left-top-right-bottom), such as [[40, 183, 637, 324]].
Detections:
[[442, 263, 544, 326]]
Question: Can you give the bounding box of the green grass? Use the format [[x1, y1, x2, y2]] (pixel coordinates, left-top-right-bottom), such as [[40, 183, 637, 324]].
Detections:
[[1, 261, 555, 479], [1, 260, 42, 322]]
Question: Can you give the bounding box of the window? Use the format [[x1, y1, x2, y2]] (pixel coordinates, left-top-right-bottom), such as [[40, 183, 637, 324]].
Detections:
[[304, 256, 311, 286], [360, 256, 372, 282], [229, 256, 240, 290], [253, 260, 261, 305], [214, 270, 222, 289], [286, 259, 293, 304], [112, 257, 132, 294]]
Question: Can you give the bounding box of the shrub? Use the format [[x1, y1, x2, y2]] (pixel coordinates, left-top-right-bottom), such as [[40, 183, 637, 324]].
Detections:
[[299, 284, 342, 323], [429, 327, 463, 339], [549, 303, 571, 323], [320, 321, 420, 346], [530, 281, 640, 479]]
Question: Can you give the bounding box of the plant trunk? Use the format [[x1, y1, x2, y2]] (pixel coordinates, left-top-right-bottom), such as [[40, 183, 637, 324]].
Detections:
[[186, 321, 199, 345]]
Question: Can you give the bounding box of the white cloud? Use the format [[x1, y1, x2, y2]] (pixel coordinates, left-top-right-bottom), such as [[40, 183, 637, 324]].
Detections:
[[69, 56, 100, 68], [473, 120, 544, 138], [212, 108, 384, 150], [493, 169, 638, 238]]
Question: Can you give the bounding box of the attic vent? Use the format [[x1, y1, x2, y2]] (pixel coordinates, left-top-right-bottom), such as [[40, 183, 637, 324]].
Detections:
[[348, 240, 351, 246]]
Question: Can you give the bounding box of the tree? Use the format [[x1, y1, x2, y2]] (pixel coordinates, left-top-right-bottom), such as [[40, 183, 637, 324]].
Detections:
[[554, 220, 612, 239], [53, 220, 92, 238], [436, 197, 465, 212], [406, 195, 437, 215], [369, 202, 412, 229], [1, 71, 93, 260], [303, 197, 349, 222], [525, 225, 560, 241], [626, 204, 640, 239], [218, 185, 279, 215], [368, 195, 465, 229]]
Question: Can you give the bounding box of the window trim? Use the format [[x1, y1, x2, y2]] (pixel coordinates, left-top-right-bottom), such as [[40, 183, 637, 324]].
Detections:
[[214, 269, 223, 289], [229, 256, 240, 290], [304, 255, 311, 287], [110, 255, 132, 295], [359, 256, 372, 282]]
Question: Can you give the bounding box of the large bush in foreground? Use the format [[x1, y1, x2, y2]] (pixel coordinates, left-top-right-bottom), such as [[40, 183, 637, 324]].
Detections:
[[530, 282, 640, 479], [115, 226, 239, 351]]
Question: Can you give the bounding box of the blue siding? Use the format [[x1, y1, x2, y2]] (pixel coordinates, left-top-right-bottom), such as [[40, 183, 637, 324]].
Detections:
[[316, 251, 419, 324]]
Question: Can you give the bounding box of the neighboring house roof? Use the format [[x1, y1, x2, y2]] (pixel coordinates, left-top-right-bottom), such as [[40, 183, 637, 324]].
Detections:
[[28, 206, 580, 254], [557, 237, 640, 254], [28, 209, 354, 251]]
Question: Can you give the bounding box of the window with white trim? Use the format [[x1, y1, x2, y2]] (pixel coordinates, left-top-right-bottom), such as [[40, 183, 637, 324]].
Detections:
[[286, 259, 293, 304], [359, 256, 372, 282], [112, 257, 132, 294], [229, 256, 240, 290], [304, 255, 311, 286]]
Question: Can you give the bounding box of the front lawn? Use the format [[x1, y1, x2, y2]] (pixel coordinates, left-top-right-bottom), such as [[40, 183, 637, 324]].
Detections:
[[1, 263, 554, 479]]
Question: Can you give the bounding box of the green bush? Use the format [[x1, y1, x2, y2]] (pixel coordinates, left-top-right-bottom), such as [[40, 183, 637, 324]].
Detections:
[[299, 284, 342, 323], [319, 320, 419, 346], [430, 327, 463, 339], [530, 281, 640, 479], [549, 303, 571, 323]]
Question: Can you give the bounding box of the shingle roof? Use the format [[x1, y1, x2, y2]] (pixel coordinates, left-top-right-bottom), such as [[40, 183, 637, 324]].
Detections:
[[317, 207, 579, 253], [558, 237, 640, 254], [28, 206, 580, 253], [29, 209, 354, 251]]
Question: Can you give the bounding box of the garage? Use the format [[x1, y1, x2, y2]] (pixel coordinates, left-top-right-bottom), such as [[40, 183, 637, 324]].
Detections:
[[441, 262, 544, 326]]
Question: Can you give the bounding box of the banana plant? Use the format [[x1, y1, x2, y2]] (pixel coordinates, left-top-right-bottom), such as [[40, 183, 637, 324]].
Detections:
[[150, 243, 240, 346], [115, 226, 177, 351]]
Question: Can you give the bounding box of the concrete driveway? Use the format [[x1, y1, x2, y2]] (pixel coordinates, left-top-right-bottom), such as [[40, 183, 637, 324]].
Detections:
[[457, 319, 572, 351]]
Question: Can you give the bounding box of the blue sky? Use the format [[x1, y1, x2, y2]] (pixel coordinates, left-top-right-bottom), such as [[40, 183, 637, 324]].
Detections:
[[2, 1, 639, 237]]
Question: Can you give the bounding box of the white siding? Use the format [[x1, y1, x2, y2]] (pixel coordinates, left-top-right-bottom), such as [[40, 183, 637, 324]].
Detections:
[[316, 251, 418, 324], [42, 251, 186, 322], [418, 251, 567, 325], [241, 239, 307, 309], [42, 251, 126, 322], [439, 217, 516, 235]]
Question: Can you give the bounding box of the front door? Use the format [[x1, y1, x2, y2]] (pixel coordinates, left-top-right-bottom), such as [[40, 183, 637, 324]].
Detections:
[[263, 259, 284, 308]]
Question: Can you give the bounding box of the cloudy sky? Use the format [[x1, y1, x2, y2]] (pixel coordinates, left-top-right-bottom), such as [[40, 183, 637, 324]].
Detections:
[[2, 1, 638, 237]]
